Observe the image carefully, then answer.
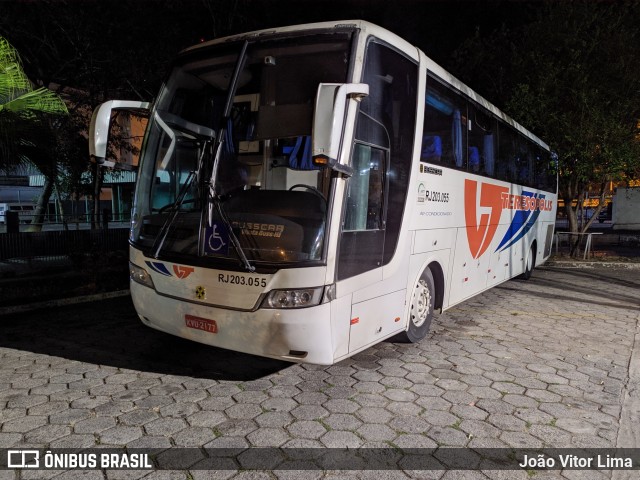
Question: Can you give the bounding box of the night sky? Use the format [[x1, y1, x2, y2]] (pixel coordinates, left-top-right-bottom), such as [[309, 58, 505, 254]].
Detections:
[[0, 0, 538, 95]]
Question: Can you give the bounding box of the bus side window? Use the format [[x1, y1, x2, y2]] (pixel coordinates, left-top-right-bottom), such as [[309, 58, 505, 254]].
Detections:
[[468, 103, 497, 177], [423, 76, 467, 169], [343, 144, 384, 231], [498, 124, 518, 184]]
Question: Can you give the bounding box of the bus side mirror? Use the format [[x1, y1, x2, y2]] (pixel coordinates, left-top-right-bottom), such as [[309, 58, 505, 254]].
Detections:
[[312, 83, 369, 176], [89, 100, 150, 168]]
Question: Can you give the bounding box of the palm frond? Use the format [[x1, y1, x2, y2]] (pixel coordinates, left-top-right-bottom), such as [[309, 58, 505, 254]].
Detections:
[[0, 63, 31, 102], [0, 37, 31, 101], [0, 37, 21, 70], [0, 87, 68, 116]]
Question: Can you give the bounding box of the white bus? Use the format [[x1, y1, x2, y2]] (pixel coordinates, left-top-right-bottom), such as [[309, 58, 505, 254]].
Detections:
[[90, 20, 557, 364]]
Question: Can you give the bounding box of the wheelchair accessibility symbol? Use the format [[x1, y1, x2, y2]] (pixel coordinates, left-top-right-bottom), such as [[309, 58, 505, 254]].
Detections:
[[205, 222, 229, 256]]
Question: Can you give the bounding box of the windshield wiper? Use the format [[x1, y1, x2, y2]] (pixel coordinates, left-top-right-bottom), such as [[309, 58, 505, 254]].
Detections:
[[152, 138, 211, 259], [206, 40, 255, 273]]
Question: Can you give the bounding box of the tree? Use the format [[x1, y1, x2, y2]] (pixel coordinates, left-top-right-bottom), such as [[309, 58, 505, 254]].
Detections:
[[0, 36, 68, 231], [0, 36, 68, 170], [452, 2, 640, 246], [0, 0, 254, 228]]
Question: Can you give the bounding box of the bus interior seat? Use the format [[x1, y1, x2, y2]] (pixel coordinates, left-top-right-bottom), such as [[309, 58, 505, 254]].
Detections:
[[421, 135, 442, 162], [469, 146, 480, 172]]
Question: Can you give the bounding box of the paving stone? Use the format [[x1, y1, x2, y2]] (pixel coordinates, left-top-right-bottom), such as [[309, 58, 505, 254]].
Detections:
[[246, 427, 291, 446], [427, 426, 469, 446], [49, 408, 93, 425], [206, 383, 242, 397], [23, 424, 71, 443], [285, 420, 327, 439], [254, 411, 293, 428], [487, 414, 527, 432], [186, 410, 227, 428], [118, 409, 158, 426], [49, 433, 96, 449], [355, 407, 393, 424], [94, 401, 136, 417], [6, 394, 48, 409], [385, 401, 423, 417], [74, 416, 116, 433], [323, 413, 362, 432], [415, 396, 453, 411], [215, 419, 258, 437], [294, 392, 329, 405], [419, 410, 458, 428], [323, 398, 360, 414], [224, 403, 262, 420], [528, 425, 572, 445], [144, 417, 188, 436], [0, 432, 22, 447], [172, 426, 215, 446], [261, 397, 298, 412], [388, 416, 430, 435], [356, 423, 397, 442], [99, 425, 143, 445], [70, 395, 111, 409], [450, 405, 488, 421], [1, 415, 47, 433], [159, 402, 200, 419], [197, 396, 236, 411], [320, 430, 363, 448], [266, 385, 301, 398], [499, 431, 544, 448], [555, 418, 598, 435], [441, 390, 476, 405], [232, 391, 268, 404], [353, 393, 388, 407], [290, 405, 329, 420], [474, 399, 515, 415], [353, 381, 386, 394]]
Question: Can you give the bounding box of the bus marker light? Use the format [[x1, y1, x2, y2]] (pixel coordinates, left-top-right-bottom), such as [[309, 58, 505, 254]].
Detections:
[[394, 317, 401, 323], [185, 315, 217, 334], [350, 317, 359, 325]]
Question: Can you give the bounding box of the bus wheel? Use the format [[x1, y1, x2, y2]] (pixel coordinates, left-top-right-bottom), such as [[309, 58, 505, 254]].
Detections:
[[401, 268, 435, 343], [521, 245, 536, 280]]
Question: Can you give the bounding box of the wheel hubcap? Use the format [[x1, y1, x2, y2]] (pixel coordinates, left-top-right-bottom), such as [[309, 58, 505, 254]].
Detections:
[[411, 279, 432, 327]]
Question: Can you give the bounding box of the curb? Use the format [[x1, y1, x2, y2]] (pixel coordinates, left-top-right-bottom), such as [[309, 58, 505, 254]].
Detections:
[[0, 290, 130, 316], [546, 261, 640, 269]]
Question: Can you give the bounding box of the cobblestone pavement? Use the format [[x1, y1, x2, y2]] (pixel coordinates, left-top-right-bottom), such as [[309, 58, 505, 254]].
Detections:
[[1, 265, 639, 479]]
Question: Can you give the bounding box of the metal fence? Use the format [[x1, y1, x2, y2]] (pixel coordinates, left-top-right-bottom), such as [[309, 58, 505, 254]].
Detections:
[[0, 228, 129, 262]]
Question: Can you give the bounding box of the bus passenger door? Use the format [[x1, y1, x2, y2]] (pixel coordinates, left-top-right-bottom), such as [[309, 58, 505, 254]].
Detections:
[[336, 37, 419, 355], [337, 144, 386, 280]]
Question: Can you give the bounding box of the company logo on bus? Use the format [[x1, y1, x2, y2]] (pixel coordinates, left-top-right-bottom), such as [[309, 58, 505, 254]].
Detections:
[[145, 261, 194, 280], [464, 179, 554, 259]]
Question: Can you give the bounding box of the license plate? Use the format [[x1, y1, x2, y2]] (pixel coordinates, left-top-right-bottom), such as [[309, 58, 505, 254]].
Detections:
[[185, 315, 217, 334]]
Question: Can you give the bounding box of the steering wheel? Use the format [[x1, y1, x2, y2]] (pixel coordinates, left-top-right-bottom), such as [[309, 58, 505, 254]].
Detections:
[[288, 184, 326, 202]]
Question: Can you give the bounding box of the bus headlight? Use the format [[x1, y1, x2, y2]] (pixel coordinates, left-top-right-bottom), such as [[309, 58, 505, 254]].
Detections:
[[129, 262, 155, 289], [263, 287, 323, 309]]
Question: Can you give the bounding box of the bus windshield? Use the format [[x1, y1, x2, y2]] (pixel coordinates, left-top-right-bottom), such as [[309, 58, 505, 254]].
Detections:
[[133, 31, 353, 266]]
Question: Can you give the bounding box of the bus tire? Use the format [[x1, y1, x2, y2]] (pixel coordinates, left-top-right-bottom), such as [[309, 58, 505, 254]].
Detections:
[[520, 245, 536, 280], [399, 268, 435, 343]]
